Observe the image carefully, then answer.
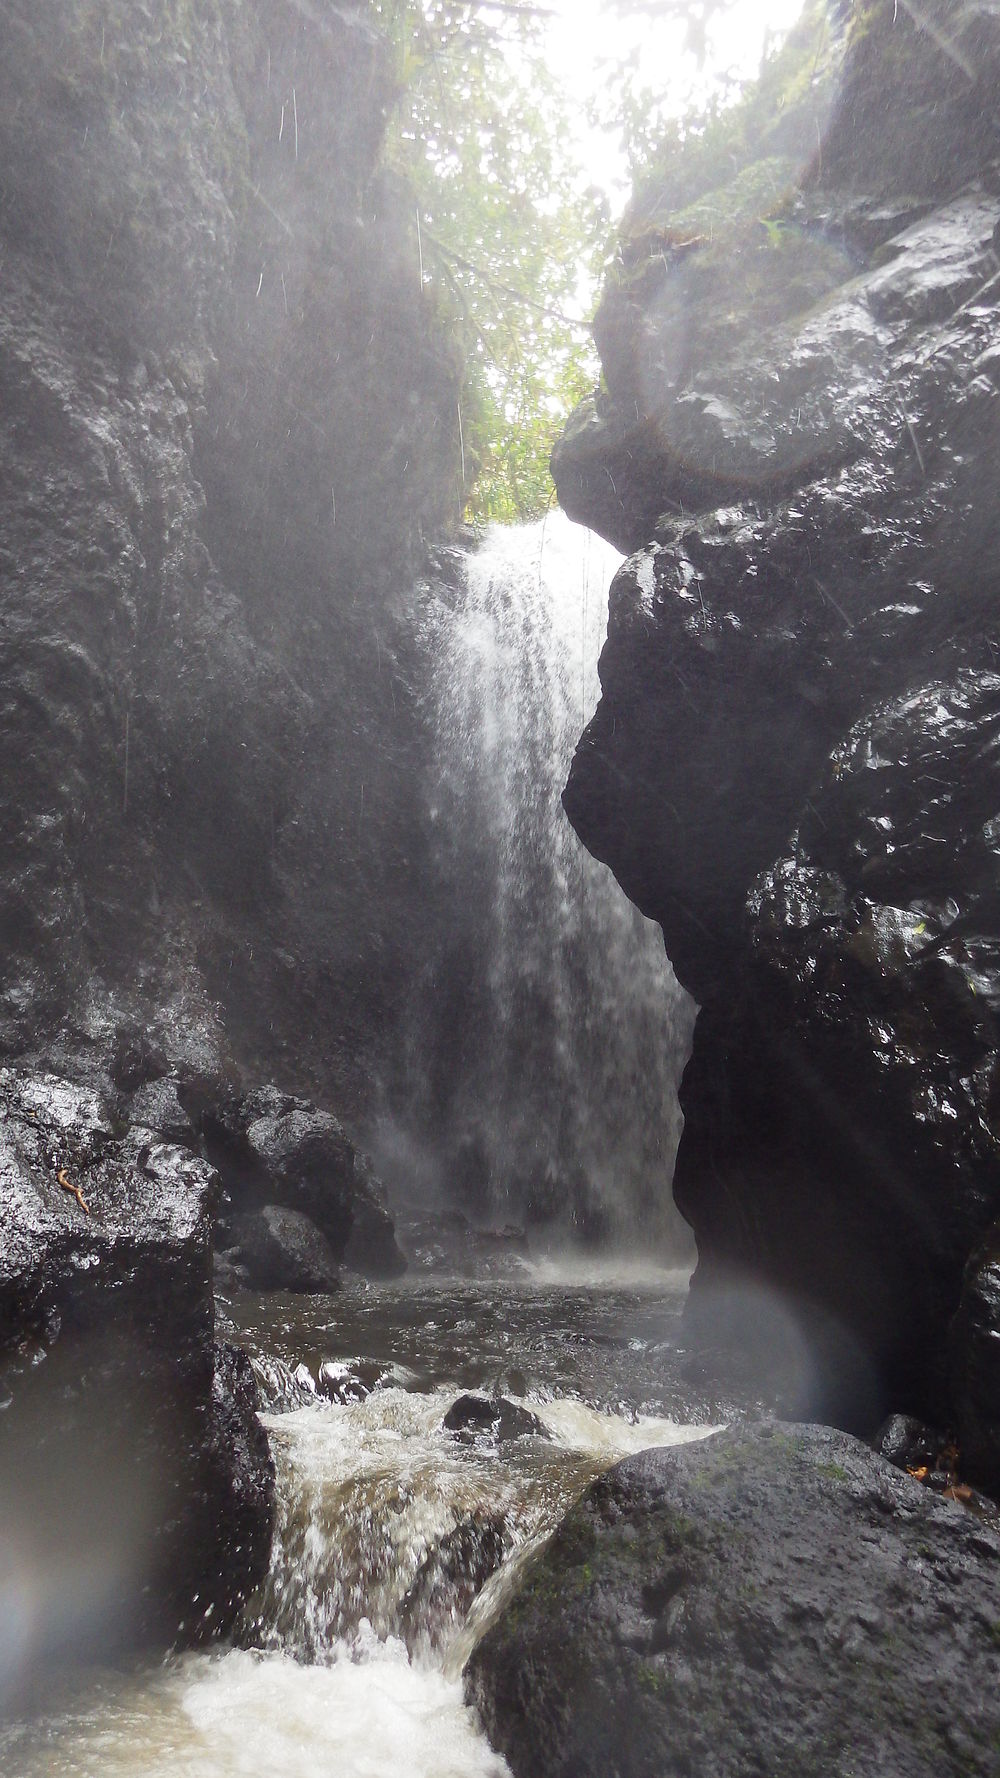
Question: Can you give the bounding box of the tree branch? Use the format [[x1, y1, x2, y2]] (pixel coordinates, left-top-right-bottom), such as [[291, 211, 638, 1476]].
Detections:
[[423, 230, 593, 332]]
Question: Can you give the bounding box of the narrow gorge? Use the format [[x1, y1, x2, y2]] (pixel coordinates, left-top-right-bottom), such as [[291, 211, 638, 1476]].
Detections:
[[2, 2, 1000, 1775]]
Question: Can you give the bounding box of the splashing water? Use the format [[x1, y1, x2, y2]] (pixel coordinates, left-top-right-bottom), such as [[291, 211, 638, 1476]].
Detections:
[[385, 514, 695, 1252], [252, 1383, 710, 1673], [0, 1281, 718, 1778]]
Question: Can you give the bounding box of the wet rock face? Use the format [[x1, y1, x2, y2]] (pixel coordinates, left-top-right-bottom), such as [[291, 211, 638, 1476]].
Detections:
[[0, 0, 460, 1119], [0, 1066, 216, 1351], [467, 1422, 1000, 1778], [224, 1206, 341, 1295], [127, 1076, 197, 1146], [557, 1, 1000, 1471], [671, 668, 1000, 1429], [201, 1342, 277, 1636], [0, 1067, 273, 1680], [442, 1393, 547, 1444], [950, 1227, 1000, 1492], [564, 189, 1000, 1005]]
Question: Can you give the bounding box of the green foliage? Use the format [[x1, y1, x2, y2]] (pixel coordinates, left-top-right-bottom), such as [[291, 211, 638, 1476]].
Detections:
[[585, 1, 849, 407], [371, 1, 609, 521], [611, 0, 838, 229]]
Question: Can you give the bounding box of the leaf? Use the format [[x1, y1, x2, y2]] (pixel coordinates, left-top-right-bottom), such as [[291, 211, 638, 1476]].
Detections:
[[380, 0, 607, 516]]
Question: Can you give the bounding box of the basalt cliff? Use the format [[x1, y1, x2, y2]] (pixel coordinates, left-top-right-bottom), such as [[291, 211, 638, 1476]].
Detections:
[[0, 0, 461, 1673], [0, 0, 462, 1118], [557, 0, 1000, 1484]]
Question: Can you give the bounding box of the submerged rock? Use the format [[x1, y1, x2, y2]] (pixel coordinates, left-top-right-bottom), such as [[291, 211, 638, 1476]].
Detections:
[[443, 1393, 547, 1444], [467, 1422, 1000, 1778], [316, 1357, 397, 1404], [400, 1513, 508, 1657]]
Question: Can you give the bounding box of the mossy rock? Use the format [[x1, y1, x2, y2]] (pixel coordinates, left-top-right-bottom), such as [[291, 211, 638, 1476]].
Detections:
[[467, 1421, 1000, 1778]]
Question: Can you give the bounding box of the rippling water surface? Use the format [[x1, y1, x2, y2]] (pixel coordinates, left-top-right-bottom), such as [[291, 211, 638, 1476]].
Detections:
[[0, 1274, 720, 1777]]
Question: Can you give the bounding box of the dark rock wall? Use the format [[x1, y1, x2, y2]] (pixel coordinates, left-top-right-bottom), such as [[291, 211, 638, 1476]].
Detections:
[[0, 1067, 274, 1680], [0, 0, 458, 1673], [556, 0, 1000, 1467], [0, 0, 461, 1118]]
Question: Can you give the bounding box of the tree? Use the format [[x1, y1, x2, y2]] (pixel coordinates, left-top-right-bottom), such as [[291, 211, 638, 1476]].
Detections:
[[589, 0, 831, 212], [372, 1, 610, 522]]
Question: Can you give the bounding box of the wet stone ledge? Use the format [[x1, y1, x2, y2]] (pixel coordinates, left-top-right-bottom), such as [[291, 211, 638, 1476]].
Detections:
[[0, 1065, 274, 1695]]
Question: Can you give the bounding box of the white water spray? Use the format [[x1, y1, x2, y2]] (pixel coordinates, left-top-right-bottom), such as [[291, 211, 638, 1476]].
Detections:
[[391, 514, 694, 1251], [0, 1348, 715, 1778]]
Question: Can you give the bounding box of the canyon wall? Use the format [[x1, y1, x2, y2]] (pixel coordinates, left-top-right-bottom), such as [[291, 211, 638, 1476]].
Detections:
[[0, 0, 464, 1669], [557, 0, 1000, 1478], [0, 0, 461, 1120]]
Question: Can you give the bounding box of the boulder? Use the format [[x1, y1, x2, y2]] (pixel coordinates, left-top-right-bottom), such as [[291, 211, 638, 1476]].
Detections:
[[400, 1513, 508, 1657], [208, 1087, 406, 1280], [127, 1075, 196, 1146], [873, 1413, 944, 1475], [224, 1204, 341, 1295], [0, 1066, 273, 1691], [467, 1422, 1000, 1778], [316, 1357, 396, 1404], [443, 1393, 547, 1444]]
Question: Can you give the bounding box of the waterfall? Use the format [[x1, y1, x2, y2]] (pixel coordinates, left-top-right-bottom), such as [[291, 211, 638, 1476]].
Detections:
[[385, 513, 695, 1254], [248, 1378, 710, 1677]]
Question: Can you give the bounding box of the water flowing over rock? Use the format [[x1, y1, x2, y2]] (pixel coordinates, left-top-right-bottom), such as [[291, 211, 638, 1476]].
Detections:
[[0, 1279, 717, 1776], [554, 0, 1000, 1476], [234, 1293, 715, 1678], [384, 516, 694, 1254]]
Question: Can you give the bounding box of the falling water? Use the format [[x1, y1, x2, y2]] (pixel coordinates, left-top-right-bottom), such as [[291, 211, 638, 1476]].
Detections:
[[387, 513, 694, 1252]]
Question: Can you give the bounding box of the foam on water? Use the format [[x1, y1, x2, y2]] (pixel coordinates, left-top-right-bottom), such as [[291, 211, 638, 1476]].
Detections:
[[0, 1641, 511, 1778], [532, 1393, 714, 1460], [0, 1283, 718, 1778], [520, 1254, 696, 1290], [255, 1383, 716, 1662]]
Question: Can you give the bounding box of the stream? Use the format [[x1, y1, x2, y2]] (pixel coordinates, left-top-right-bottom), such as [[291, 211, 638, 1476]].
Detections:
[[0, 524, 709, 1776], [0, 1272, 720, 1777]]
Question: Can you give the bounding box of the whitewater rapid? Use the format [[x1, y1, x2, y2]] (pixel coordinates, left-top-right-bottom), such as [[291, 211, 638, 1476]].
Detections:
[[0, 1277, 718, 1778]]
